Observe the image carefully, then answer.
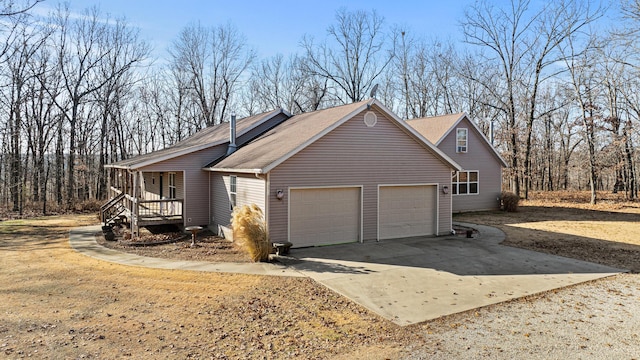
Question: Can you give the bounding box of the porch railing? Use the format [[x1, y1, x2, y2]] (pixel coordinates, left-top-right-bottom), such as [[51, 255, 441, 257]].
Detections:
[[124, 194, 184, 225], [101, 187, 184, 226], [100, 191, 126, 224]]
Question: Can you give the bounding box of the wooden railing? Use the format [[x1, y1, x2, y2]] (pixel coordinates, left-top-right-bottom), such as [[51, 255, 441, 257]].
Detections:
[[137, 198, 184, 219], [125, 194, 184, 225], [103, 185, 184, 236], [101, 190, 126, 224]]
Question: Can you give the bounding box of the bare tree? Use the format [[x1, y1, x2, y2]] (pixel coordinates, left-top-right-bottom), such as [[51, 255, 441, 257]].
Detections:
[[0, 16, 47, 212], [246, 54, 295, 113], [169, 22, 254, 128], [462, 0, 602, 198], [46, 5, 148, 205], [301, 8, 394, 104], [93, 17, 149, 199], [562, 33, 603, 204], [394, 32, 452, 118], [0, 0, 42, 16]]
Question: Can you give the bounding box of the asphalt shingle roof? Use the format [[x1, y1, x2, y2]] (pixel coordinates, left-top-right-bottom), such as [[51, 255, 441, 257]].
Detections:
[[405, 113, 465, 145], [106, 109, 285, 169], [210, 101, 369, 173]]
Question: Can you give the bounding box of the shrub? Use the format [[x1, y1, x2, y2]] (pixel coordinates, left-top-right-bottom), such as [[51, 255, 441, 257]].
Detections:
[[74, 198, 103, 212], [231, 204, 270, 262], [500, 191, 520, 212]]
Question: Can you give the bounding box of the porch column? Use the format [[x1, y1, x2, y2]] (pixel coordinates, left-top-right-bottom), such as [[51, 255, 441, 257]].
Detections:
[[132, 171, 140, 238]]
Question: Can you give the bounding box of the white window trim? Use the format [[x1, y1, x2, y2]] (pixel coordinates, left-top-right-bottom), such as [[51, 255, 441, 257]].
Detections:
[[452, 170, 479, 196], [229, 175, 237, 211], [456, 128, 468, 153], [168, 172, 176, 199]]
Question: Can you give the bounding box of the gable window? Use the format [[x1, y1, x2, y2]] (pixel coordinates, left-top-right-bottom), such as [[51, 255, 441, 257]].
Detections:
[[229, 175, 237, 210], [168, 172, 176, 198], [456, 128, 468, 153], [452, 171, 479, 195]]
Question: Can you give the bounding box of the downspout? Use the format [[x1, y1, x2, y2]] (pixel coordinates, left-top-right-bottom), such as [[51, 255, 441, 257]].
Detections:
[[208, 171, 212, 230], [264, 172, 270, 243]]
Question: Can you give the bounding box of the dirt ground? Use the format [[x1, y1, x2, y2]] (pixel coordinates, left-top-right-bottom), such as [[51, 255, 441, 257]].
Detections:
[[97, 225, 253, 263], [1, 191, 639, 359], [454, 191, 640, 273]]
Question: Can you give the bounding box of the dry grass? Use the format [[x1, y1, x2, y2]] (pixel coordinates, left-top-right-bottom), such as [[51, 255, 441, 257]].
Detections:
[[0, 215, 414, 359], [1, 191, 639, 358], [96, 228, 253, 263], [455, 190, 640, 272], [231, 204, 271, 262]]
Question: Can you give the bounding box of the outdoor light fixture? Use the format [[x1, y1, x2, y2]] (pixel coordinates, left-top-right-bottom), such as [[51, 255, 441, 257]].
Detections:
[[442, 185, 449, 194], [276, 189, 284, 200]]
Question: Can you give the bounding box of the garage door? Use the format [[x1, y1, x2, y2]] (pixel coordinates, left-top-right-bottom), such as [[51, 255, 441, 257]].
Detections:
[[289, 187, 361, 247], [379, 185, 436, 240]]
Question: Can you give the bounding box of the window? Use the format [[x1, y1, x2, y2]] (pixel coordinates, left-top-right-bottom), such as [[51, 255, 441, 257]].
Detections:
[[456, 128, 468, 153], [452, 171, 479, 195], [168, 172, 176, 198], [229, 175, 237, 210]]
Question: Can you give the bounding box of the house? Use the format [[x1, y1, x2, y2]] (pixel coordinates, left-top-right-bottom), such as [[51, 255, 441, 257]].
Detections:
[[102, 108, 291, 235], [102, 99, 464, 247], [406, 113, 507, 212]]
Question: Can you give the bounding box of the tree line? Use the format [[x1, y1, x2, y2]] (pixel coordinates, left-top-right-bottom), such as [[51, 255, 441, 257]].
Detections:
[[1, 0, 639, 215]]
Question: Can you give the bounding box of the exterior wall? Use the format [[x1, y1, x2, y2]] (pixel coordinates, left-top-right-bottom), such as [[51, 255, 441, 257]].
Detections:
[[439, 118, 503, 212], [268, 109, 453, 243], [140, 145, 227, 227], [141, 172, 166, 200], [211, 172, 266, 230]]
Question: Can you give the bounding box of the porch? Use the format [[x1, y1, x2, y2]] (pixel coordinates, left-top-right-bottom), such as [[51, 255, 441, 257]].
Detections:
[[101, 169, 184, 236]]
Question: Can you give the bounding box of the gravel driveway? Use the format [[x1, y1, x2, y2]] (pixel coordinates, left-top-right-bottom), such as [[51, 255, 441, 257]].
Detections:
[[399, 274, 640, 359]]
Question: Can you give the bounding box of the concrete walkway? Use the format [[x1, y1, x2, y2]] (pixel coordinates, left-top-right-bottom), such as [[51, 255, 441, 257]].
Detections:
[[70, 223, 623, 326], [70, 226, 303, 277]]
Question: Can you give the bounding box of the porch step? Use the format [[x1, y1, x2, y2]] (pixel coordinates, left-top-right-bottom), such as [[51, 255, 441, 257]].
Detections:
[[101, 192, 126, 225]]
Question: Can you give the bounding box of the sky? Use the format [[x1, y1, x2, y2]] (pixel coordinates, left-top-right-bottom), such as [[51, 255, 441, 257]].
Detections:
[[34, 0, 478, 60]]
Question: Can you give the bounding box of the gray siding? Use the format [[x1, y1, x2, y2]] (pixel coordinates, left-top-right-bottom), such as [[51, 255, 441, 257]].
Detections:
[[211, 173, 266, 229], [440, 118, 503, 212], [141, 172, 158, 199], [268, 109, 453, 243], [140, 145, 227, 227], [141, 172, 181, 200]]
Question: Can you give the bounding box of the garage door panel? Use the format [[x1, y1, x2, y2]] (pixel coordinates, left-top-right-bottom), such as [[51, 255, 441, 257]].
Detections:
[[290, 187, 360, 247], [379, 185, 436, 240]]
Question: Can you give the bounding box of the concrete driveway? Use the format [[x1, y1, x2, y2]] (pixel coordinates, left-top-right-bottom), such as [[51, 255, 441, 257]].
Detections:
[[279, 223, 623, 326], [71, 223, 624, 327]]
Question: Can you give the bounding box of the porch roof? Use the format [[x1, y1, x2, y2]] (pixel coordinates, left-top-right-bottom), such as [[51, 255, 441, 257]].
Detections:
[[105, 108, 288, 170]]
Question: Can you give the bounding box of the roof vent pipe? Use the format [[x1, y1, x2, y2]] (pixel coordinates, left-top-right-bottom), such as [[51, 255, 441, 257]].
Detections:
[[227, 113, 237, 155]]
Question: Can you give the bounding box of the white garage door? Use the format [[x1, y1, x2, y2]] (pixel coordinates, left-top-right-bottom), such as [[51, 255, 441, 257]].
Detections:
[[379, 185, 437, 240], [289, 187, 361, 247]]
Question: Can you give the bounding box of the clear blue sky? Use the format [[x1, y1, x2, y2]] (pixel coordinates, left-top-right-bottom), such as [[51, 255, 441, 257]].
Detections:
[[35, 0, 476, 59]]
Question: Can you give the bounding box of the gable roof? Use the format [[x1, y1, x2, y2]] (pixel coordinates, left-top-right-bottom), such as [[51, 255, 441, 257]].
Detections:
[[105, 108, 290, 170], [406, 113, 508, 167], [406, 113, 464, 144], [207, 99, 462, 174]]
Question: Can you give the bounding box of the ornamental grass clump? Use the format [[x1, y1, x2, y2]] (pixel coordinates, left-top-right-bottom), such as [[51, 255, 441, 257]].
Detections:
[[500, 191, 520, 212], [231, 204, 270, 262]]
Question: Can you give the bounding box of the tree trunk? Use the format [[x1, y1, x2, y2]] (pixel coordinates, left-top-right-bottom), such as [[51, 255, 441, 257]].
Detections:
[[55, 118, 64, 206], [66, 101, 78, 208]]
